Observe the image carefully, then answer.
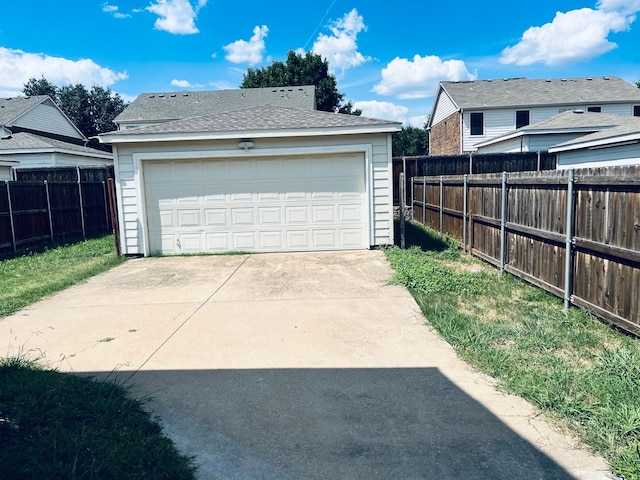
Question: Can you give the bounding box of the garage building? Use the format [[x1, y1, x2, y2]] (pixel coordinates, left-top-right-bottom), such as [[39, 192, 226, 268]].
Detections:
[[100, 89, 400, 256]]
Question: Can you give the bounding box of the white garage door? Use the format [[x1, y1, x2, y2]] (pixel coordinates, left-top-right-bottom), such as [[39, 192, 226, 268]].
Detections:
[[143, 153, 368, 254]]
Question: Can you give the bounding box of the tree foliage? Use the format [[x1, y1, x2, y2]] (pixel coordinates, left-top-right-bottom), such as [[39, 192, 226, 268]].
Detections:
[[392, 125, 430, 157], [22, 77, 127, 138], [241, 50, 359, 114]]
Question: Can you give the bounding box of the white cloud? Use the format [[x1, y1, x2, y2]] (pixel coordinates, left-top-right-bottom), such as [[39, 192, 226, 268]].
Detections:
[[170, 79, 204, 88], [102, 3, 131, 19], [312, 8, 371, 71], [500, 4, 637, 67], [373, 55, 476, 99], [0, 47, 128, 97], [597, 0, 640, 15], [223, 25, 269, 65], [146, 0, 206, 35], [408, 115, 430, 128], [353, 100, 408, 123]]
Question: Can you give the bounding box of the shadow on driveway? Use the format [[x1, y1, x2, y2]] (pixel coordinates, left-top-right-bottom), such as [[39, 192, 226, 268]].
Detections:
[[94, 367, 575, 480]]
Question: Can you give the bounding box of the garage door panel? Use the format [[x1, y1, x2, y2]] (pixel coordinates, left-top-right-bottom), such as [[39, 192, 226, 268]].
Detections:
[[205, 209, 227, 226], [231, 208, 254, 225], [145, 154, 368, 254], [285, 206, 308, 224], [233, 232, 257, 250], [258, 207, 282, 225], [286, 230, 310, 249], [177, 209, 201, 227], [259, 231, 283, 250]]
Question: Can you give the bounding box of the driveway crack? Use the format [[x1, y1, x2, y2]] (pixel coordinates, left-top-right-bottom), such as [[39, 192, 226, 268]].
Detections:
[[123, 255, 250, 382]]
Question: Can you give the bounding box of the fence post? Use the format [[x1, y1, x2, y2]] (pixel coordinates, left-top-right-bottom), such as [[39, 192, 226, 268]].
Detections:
[[564, 169, 576, 310], [399, 172, 406, 249], [439, 175, 444, 234], [6, 181, 16, 253], [500, 171, 507, 274], [44, 180, 54, 241], [537, 151, 541, 171], [469, 153, 473, 174], [77, 166, 86, 239], [411, 179, 415, 221], [102, 181, 110, 232], [463, 174, 468, 254], [422, 177, 426, 226]]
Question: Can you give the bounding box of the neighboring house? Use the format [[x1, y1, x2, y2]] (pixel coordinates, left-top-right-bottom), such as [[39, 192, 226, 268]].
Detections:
[[0, 156, 19, 181], [549, 117, 640, 170], [100, 91, 400, 256], [428, 76, 640, 155], [474, 110, 631, 153], [114, 85, 316, 130], [0, 95, 113, 169]]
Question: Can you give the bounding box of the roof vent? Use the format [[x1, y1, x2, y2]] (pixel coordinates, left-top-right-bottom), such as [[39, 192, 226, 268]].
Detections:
[[182, 93, 189, 97], [603, 76, 610, 80], [586, 77, 593, 81], [545, 79, 551, 82], [149, 95, 155, 98], [561, 79, 567, 82], [171, 94, 176, 97], [573, 109, 585, 114], [158, 94, 165, 98]]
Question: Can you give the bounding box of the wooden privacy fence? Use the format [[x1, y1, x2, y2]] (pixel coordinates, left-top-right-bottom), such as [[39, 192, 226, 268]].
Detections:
[[393, 152, 557, 205], [0, 177, 116, 255], [411, 165, 640, 336]]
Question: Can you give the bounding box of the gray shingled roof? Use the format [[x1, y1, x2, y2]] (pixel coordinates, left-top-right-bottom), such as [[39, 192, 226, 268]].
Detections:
[[551, 116, 640, 149], [115, 86, 317, 124], [106, 105, 400, 137], [0, 132, 112, 156], [0, 96, 49, 125], [441, 76, 640, 109], [520, 110, 628, 131]]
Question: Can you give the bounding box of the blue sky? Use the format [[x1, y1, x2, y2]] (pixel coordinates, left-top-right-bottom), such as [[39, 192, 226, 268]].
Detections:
[[1, 0, 639, 126]]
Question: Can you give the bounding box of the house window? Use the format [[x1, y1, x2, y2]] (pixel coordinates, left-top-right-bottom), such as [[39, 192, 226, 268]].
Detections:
[[634, 106, 640, 117], [470, 112, 484, 136], [515, 110, 530, 129], [587, 106, 601, 112]]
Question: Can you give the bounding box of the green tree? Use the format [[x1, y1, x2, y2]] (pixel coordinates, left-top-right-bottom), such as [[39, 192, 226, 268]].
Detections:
[[392, 125, 430, 157], [23, 76, 58, 99], [241, 50, 357, 113], [23, 78, 126, 137]]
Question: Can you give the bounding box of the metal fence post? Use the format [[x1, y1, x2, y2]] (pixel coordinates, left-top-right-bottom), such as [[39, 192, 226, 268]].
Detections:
[[411, 179, 415, 221], [6, 181, 16, 253], [500, 171, 507, 274], [77, 166, 86, 239], [439, 175, 444, 234], [469, 153, 473, 174], [399, 172, 406, 249], [564, 169, 576, 310], [463, 174, 468, 254], [537, 151, 541, 171], [44, 180, 54, 241], [422, 177, 426, 226]]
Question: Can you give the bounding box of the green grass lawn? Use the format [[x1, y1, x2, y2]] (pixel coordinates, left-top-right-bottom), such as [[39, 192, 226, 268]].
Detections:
[[0, 235, 126, 318], [386, 221, 640, 480], [0, 236, 197, 479], [0, 357, 196, 479]]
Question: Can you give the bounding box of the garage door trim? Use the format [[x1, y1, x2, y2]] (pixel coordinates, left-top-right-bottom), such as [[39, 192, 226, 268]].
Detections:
[[133, 144, 374, 256]]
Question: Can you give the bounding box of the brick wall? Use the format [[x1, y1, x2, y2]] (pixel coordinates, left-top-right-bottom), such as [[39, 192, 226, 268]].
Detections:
[[429, 112, 461, 156]]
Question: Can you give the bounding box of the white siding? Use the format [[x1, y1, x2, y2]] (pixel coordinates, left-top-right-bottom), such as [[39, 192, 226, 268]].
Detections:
[[54, 152, 113, 166], [14, 100, 84, 140], [476, 137, 524, 153], [7, 152, 56, 168], [0, 166, 12, 181], [464, 103, 640, 152], [114, 134, 393, 256], [431, 92, 457, 126], [557, 144, 640, 169], [529, 133, 587, 152]]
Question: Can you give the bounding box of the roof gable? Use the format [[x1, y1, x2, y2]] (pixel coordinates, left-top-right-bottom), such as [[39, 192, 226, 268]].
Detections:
[[550, 117, 640, 152], [0, 96, 49, 126], [115, 85, 317, 124], [440, 76, 640, 110]]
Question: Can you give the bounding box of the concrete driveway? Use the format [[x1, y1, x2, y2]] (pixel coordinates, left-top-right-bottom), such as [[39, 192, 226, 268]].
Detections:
[[1, 251, 612, 479]]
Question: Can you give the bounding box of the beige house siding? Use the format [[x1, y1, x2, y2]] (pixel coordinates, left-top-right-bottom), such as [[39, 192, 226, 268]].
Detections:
[[114, 133, 394, 255], [430, 112, 461, 155]]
